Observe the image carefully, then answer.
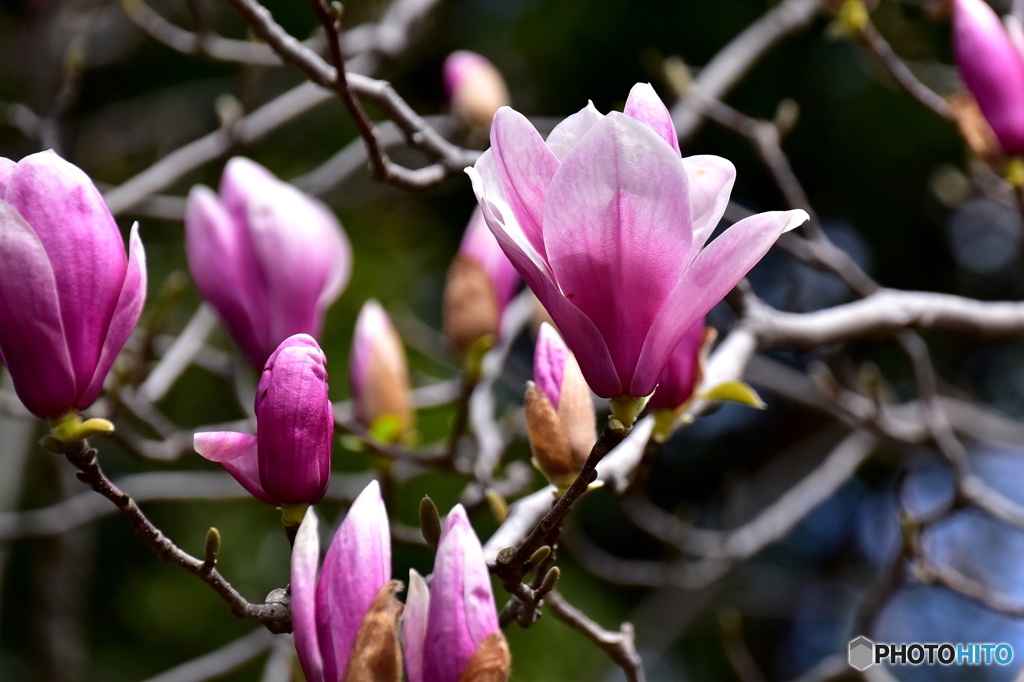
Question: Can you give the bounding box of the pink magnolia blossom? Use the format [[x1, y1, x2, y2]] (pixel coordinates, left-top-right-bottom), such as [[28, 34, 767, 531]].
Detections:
[[195, 334, 333, 506], [0, 151, 147, 418], [468, 83, 807, 398], [404, 505, 503, 682], [952, 0, 1024, 156], [647, 317, 707, 411], [291, 481, 392, 682], [185, 157, 351, 370]]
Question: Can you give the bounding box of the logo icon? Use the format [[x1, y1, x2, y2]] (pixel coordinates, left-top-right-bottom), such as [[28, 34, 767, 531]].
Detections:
[[849, 636, 875, 671]]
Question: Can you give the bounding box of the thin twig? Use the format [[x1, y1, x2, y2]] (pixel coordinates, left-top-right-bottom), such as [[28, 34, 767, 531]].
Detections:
[[858, 21, 953, 121], [61, 441, 291, 631], [670, 0, 823, 143], [545, 591, 646, 682]]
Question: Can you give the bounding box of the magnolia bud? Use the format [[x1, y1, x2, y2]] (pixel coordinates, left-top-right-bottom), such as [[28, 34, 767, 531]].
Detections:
[[952, 0, 1024, 157], [525, 324, 596, 487], [0, 151, 147, 419], [404, 505, 507, 682], [195, 334, 333, 508], [443, 207, 520, 355], [349, 300, 412, 442], [185, 157, 351, 370], [292, 482, 394, 682], [444, 51, 510, 137], [647, 318, 714, 412]]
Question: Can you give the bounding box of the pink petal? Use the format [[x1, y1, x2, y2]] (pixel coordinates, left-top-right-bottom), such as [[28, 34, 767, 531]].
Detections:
[[682, 156, 736, 261], [423, 505, 481, 682], [647, 316, 705, 411], [454, 508, 499, 647], [467, 163, 621, 397], [185, 185, 268, 369], [0, 200, 76, 418], [953, 0, 1024, 155], [403, 569, 430, 682], [489, 107, 560, 260], [632, 209, 808, 396], [78, 223, 147, 409], [291, 507, 326, 682], [255, 334, 333, 505], [544, 101, 604, 162], [0, 157, 14, 196], [323, 480, 390, 680], [623, 83, 680, 155], [193, 431, 273, 504], [543, 112, 693, 394], [5, 151, 127, 397], [534, 322, 568, 409], [244, 174, 349, 348]]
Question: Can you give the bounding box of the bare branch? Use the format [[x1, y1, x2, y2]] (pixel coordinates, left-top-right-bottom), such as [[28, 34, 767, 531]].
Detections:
[[622, 430, 877, 560], [139, 304, 219, 404], [223, 0, 477, 190], [671, 0, 823, 143], [103, 0, 446, 214], [545, 591, 646, 682], [0, 469, 373, 541], [858, 21, 953, 121], [482, 417, 655, 562], [118, 0, 314, 65]]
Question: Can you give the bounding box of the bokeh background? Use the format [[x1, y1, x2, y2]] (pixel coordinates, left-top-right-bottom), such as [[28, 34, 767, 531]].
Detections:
[[3, 0, 1023, 680]]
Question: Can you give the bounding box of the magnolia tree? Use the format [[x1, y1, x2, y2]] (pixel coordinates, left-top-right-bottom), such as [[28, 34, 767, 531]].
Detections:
[[4, 0, 1024, 680]]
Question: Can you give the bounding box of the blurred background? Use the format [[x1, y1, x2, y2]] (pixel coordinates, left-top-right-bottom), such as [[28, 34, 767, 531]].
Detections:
[[4, 0, 1023, 680]]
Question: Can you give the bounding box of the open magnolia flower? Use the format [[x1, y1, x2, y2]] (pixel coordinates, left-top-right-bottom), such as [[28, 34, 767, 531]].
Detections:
[[468, 83, 808, 400]]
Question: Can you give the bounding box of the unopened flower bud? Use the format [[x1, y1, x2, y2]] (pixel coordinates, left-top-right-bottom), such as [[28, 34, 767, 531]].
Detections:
[[292, 482, 395, 682], [444, 51, 510, 138], [185, 157, 351, 370], [648, 317, 713, 412], [195, 334, 333, 507], [952, 0, 1024, 157], [0, 151, 147, 419], [404, 505, 508, 682], [443, 207, 520, 355], [525, 323, 596, 487], [349, 300, 412, 443]]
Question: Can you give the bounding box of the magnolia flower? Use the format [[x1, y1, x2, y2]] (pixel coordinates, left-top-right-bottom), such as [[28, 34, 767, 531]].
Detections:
[[443, 207, 520, 354], [292, 481, 402, 682], [444, 51, 510, 136], [525, 322, 596, 487], [350, 300, 412, 442], [195, 335, 332, 512], [405, 505, 509, 682], [647, 317, 711, 412], [0, 151, 147, 419], [952, 0, 1024, 157], [468, 83, 807, 400], [185, 157, 351, 370]]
